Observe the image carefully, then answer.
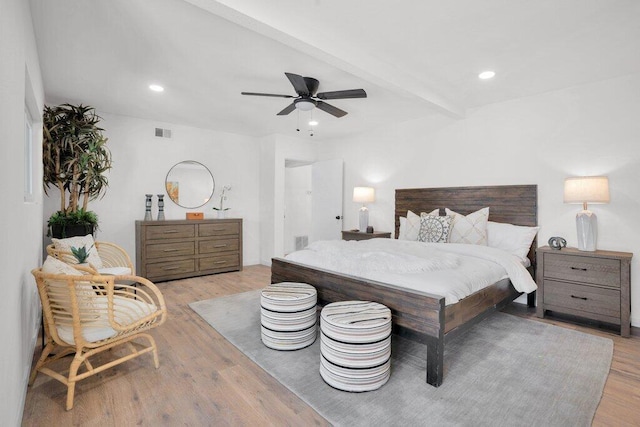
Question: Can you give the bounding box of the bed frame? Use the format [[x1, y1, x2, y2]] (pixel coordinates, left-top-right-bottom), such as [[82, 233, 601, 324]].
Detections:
[[271, 185, 537, 387]]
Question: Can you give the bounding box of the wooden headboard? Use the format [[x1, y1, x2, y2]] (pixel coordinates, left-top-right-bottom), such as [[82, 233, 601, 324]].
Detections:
[[395, 185, 538, 267]]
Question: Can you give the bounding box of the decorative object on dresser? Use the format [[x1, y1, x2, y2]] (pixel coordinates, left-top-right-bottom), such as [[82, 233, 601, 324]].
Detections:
[[342, 230, 391, 241], [157, 194, 165, 220], [165, 160, 215, 209], [548, 236, 567, 250], [213, 185, 232, 219], [186, 212, 204, 220], [136, 218, 242, 282], [144, 194, 153, 221], [353, 186, 375, 233], [536, 246, 632, 336], [563, 176, 610, 251]]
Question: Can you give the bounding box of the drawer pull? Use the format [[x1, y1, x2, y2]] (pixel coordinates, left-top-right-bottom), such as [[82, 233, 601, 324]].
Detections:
[[163, 230, 179, 234], [570, 267, 587, 271], [570, 295, 588, 300], [163, 249, 179, 252], [213, 228, 226, 231], [163, 267, 181, 271], [214, 244, 227, 248], [214, 261, 227, 264]]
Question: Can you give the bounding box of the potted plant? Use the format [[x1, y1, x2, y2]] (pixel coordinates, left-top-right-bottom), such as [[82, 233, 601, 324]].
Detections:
[[43, 104, 112, 238], [212, 185, 231, 218]]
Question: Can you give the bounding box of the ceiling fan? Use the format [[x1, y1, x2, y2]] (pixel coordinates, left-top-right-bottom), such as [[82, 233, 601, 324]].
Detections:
[[241, 72, 367, 118]]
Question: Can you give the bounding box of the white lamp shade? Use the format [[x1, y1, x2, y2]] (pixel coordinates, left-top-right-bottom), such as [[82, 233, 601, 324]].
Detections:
[[353, 187, 375, 203], [563, 176, 610, 204]]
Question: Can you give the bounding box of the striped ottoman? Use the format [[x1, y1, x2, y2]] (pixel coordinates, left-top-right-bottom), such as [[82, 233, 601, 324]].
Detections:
[[320, 301, 392, 392], [260, 282, 317, 350]]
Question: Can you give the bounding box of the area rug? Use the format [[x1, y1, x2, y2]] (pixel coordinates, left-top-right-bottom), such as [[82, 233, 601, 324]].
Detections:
[[190, 291, 613, 427]]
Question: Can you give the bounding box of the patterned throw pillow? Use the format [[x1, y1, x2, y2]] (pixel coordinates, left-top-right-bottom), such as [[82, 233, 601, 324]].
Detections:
[[52, 234, 103, 268], [445, 207, 490, 245], [399, 209, 439, 241], [418, 213, 452, 243]]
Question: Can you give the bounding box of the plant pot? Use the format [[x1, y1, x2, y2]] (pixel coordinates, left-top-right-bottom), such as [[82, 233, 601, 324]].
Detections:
[[50, 223, 95, 239], [217, 210, 227, 219]]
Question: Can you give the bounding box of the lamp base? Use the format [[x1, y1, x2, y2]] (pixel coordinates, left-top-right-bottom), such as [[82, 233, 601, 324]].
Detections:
[[576, 210, 597, 251], [358, 207, 369, 233]]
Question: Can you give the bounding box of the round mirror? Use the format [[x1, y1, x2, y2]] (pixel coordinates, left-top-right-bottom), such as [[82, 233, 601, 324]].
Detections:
[[165, 161, 215, 208]]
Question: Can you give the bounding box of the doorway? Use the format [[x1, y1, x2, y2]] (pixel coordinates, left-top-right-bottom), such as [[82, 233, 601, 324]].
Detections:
[[283, 159, 343, 255]]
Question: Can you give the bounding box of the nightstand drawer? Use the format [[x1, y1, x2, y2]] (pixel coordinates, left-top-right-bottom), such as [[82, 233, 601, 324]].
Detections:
[[543, 253, 620, 288], [543, 280, 620, 319]]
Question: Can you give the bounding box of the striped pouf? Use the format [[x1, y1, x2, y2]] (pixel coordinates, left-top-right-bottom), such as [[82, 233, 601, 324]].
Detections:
[[320, 301, 392, 392], [260, 282, 317, 350]]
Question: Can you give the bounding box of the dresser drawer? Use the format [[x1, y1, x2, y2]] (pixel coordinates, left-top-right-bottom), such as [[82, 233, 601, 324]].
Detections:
[[199, 254, 239, 270], [146, 241, 195, 259], [146, 259, 196, 277], [543, 253, 620, 288], [146, 224, 195, 240], [199, 238, 239, 254], [198, 222, 239, 237], [543, 280, 620, 319]]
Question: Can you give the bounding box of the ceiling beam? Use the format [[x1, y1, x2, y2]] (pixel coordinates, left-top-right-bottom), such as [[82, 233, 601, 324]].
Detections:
[[182, 0, 466, 119]]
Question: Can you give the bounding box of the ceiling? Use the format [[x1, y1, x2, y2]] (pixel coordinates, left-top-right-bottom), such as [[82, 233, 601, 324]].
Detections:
[[29, 0, 640, 140]]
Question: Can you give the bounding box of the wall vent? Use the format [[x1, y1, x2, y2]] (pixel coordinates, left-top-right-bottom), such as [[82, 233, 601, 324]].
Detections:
[[155, 128, 172, 138], [294, 235, 309, 251]]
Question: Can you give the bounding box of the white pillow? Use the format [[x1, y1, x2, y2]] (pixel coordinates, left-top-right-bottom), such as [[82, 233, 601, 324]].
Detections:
[[418, 213, 452, 243], [52, 234, 103, 269], [399, 210, 437, 241], [445, 207, 489, 245], [486, 221, 540, 261], [41, 256, 96, 312]]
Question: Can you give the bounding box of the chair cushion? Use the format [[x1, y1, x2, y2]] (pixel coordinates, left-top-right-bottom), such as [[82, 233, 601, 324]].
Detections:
[[97, 266, 132, 276], [56, 296, 158, 344], [51, 234, 103, 269]]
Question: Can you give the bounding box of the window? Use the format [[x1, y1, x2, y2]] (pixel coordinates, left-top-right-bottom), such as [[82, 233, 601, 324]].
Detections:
[[24, 108, 34, 203]]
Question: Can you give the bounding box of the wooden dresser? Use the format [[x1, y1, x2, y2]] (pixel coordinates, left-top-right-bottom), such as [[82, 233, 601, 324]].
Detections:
[[536, 246, 632, 336], [135, 218, 242, 282]]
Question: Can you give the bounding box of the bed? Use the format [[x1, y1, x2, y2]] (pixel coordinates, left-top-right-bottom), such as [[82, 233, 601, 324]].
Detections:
[[271, 185, 537, 387]]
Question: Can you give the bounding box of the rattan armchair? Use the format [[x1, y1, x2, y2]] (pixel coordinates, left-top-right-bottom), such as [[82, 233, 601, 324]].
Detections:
[[30, 265, 167, 410], [46, 241, 134, 275]]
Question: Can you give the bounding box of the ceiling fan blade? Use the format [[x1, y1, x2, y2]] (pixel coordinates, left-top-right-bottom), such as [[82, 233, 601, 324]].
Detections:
[[241, 92, 294, 98], [316, 89, 367, 100], [285, 72, 309, 96], [316, 101, 347, 118], [277, 103, 297, 116]]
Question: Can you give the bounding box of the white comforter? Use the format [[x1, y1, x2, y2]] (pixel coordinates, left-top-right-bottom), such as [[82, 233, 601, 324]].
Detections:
[[284, 239, 537, 305]]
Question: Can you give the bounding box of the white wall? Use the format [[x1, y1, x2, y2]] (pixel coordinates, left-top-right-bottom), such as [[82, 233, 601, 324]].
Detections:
[[0, 1, 44, 425], [43, 113, 263, 267], [318, 73, 640, 326]]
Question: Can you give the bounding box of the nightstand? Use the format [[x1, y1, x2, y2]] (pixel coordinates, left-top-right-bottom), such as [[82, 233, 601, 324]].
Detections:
[[536, 246, 632, 337], [341, 230, 392, 241]]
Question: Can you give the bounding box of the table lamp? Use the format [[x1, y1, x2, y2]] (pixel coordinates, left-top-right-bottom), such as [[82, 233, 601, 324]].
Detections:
[[353, 187, 375, 233], [563, 176, 609, 251]]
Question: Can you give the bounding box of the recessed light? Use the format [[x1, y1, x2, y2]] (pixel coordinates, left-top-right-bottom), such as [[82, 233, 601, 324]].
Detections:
[[149, 84, 164, 92], [478, 71, 495, 80], [309, 120, 318, 126]]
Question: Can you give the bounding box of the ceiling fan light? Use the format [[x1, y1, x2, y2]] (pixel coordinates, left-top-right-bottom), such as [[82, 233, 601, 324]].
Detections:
[[295, 100, 315, 111]]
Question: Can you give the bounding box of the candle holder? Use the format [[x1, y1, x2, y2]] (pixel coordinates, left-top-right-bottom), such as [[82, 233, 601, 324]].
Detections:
[[144, 194, 153, 221], [157, 194, 165, 220]]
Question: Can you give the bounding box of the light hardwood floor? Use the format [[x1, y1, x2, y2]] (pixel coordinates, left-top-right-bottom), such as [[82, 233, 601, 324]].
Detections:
[[22, 265, 640, 426]]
